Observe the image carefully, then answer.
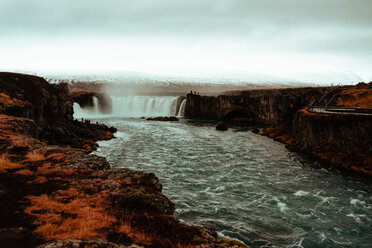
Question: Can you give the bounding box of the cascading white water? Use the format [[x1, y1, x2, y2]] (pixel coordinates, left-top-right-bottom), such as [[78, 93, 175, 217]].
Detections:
[[177, 99, 187, 117], [111, 96, 179, 117], [73, 96, 182, 119], [73, 97, 100, 119]]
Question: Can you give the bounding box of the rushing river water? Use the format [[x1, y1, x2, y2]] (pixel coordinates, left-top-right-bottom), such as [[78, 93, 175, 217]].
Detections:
[[92, 118, 372, 248]]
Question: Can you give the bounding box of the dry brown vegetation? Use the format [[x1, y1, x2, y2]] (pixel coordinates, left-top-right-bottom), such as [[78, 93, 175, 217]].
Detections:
[[0, 153, 23, 172], [315, 152, 372, 176], [0, 92, 30, 106], [26, 150, 46, 162], [15, 169, 33, 176], [336, 88, 372, 108], [47, 153, 65, 161], [25, 187, 116, 240]]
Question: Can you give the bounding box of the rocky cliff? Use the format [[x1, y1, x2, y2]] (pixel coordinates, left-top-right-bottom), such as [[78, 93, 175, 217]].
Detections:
[[0, 73, 116, 150], [185, 88, 324, 126], [291, 108, 372, 174], [293, 108, 372, 155], [0, 72, 73, 125]]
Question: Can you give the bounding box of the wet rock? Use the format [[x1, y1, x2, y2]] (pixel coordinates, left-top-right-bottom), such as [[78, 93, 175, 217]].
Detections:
[[36, 239, 143, 248], [216, 121, 228, 131], [146, 116, 179, 121], [40, 146, 110, 170], [252, 128, 259, 134], [95, 169, 175, 215]]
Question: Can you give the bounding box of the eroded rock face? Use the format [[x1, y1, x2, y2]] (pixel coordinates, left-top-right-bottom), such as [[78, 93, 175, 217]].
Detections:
[[0, 73, 73, 123], [293, 108, 372, 155], [0, 73, 116, 150], [185, 88, 323, 126], [95, 169, 175, 215]]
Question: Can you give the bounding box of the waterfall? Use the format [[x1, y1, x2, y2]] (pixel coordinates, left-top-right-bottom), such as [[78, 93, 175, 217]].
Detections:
[[73, 96, 182, 119], [177, 99, 187, 117], [73, 97, 100, 119], [93, 97, 99, 113]]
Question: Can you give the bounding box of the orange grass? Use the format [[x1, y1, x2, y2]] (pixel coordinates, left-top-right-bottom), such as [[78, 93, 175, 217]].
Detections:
[[0, 92, 29, 106], [47, 153, 65, 161], [336, 89, 372, 108], [36, 162, 61, 175], [34, 176, 48, 184], [0, 154, 23, 172], [26, 150, 46, 162], [25, 187, 116, 240], [15, 169, 33, 176], [119, 222, 153, 245]]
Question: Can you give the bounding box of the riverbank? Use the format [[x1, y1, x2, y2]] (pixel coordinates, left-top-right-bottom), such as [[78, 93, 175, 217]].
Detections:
[[0, 73, 247, 248], [185, 85, 372, 176]]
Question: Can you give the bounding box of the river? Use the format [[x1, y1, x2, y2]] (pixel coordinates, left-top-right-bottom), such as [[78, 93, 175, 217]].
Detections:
[[90, 117, 371, 248]]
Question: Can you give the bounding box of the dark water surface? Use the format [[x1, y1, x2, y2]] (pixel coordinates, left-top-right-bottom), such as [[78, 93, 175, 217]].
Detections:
[[92, 118, 372, 248]]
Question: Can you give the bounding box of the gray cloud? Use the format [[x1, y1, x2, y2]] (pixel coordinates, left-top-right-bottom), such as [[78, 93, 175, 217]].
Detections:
[[0, 0, 371, 81], [1, 0, 371, 35]]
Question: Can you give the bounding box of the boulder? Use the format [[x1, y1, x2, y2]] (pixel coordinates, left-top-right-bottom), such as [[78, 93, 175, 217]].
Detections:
[[216, 121, 228, 131], [252, 127, 260, 134], [146, 116, 179, 122]]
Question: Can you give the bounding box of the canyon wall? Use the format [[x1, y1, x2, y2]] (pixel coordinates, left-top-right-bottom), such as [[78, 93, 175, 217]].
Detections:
[[293, 108, 372, 155], [185, 88, 323, 126], [0, 72, 116, 149], [0, 72, 73, 124]]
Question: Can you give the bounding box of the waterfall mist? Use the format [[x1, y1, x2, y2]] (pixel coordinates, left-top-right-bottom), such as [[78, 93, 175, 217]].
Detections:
[[73, 96, 186, 119]]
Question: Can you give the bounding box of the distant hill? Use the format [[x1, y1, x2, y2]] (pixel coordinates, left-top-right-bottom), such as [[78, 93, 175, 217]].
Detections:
[[45, 71, 314, 96]]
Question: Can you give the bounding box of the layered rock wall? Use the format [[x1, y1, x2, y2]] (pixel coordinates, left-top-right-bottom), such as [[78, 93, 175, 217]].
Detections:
[[0, 73, 73, 124], [293, 108, 372, 155], [185, 88, 323, 126], [0, 72, 116, 149]]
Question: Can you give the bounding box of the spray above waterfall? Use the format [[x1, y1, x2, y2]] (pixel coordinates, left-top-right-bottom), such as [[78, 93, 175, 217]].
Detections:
[[73, 96, 186, 119]]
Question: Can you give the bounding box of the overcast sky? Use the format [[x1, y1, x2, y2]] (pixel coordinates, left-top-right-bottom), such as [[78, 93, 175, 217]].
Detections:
[[0, 0, 371, 83]]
